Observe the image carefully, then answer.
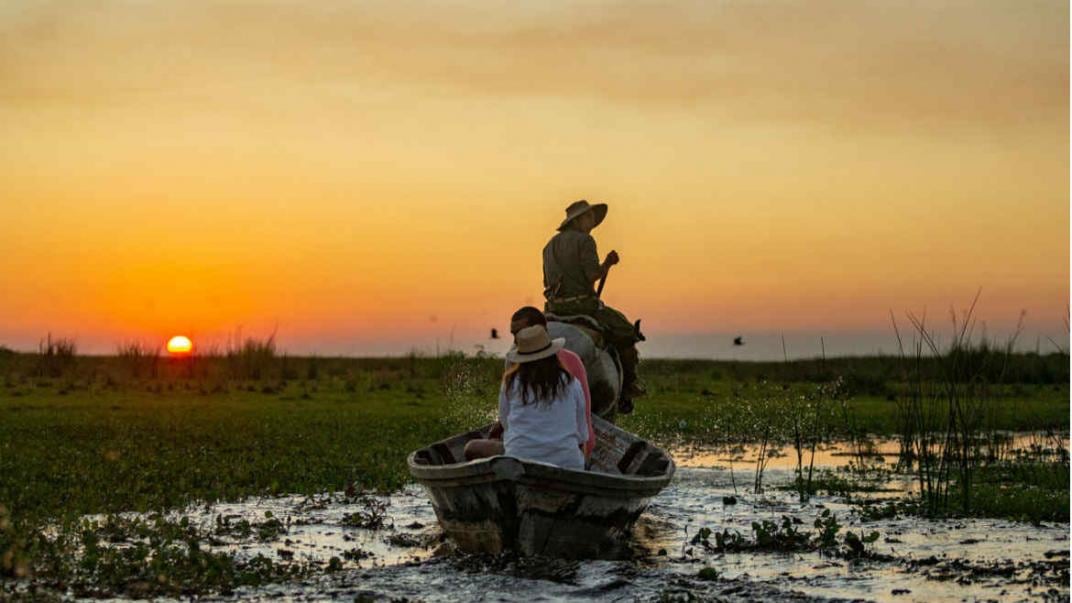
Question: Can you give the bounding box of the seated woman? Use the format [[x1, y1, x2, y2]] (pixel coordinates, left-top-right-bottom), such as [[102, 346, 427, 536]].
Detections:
[[464, 325, 589, 471]]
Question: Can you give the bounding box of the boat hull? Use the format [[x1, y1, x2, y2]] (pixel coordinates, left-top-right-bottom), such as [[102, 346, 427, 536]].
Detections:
[[408, 417, 674, 558]]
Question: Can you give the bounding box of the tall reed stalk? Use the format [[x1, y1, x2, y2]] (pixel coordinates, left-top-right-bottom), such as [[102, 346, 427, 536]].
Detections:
[[893, 291, 1025, 516]]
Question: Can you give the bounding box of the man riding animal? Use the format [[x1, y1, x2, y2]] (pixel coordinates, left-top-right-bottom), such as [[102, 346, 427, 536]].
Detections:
[[543, 200, 645, 413]]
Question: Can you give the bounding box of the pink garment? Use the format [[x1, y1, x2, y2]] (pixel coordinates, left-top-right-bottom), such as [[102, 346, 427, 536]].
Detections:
[[557, 349, 596, 457]]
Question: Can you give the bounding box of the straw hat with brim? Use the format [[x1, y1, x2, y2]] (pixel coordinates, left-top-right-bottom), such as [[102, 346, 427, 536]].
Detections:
[[506, 325, 565, 364], [558, 199, 607, 231]]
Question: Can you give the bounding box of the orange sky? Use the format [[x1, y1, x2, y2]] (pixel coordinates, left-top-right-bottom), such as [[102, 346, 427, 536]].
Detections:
[[1, 1, 1068, 358]]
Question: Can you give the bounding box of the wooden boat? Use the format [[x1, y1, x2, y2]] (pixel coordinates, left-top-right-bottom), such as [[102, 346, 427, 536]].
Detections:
[[407, 415, 675, 558]]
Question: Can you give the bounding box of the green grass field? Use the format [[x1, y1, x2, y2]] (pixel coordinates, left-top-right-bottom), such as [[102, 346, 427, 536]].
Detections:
[[621, 380, 1069, 444], [1, 354, 1067, 525], [0, 360, 487, 525]]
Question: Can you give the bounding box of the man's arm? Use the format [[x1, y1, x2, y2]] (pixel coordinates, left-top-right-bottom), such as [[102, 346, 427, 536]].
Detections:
[[579, 235, 619, 286], [600, 250, 619, 280]]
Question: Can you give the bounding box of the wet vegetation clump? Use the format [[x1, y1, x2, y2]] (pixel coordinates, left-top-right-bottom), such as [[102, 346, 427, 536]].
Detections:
[[213, 512, 288, 542], [901, 554, 1070, 594], [341, 497, 390, 530], [3, 513, 314, 598], [953, 460, 1069, 523], [780, 469, 897, 498], [687, 510, 881, 560]]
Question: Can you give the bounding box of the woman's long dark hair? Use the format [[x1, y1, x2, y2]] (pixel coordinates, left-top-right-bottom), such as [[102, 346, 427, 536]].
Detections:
[[504, 355, 572, 406]]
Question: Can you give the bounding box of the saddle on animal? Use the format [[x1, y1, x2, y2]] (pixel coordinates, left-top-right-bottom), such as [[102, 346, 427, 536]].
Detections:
[[545, 313, 606, 348], [546, 313, 645, 347]]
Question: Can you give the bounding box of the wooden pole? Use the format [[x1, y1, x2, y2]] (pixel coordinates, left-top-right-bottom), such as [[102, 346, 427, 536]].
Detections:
[[596, 270, 609, 299]]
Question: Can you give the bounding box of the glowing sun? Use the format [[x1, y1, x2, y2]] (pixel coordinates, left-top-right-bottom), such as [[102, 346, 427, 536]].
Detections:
[[166, 335, 193, 355]]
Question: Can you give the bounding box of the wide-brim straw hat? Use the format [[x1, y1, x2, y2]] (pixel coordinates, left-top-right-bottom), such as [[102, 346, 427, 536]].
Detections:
[[558, 199, 607, 231], [506, 325, 565, 364]]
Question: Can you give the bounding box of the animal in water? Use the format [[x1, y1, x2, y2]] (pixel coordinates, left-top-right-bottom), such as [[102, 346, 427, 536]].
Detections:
[[547, 320, 622, 419], [733, 336, 744, 346]]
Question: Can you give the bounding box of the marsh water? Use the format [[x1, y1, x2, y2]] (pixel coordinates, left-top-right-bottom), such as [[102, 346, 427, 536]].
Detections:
[[89, 434, 1066, 603]]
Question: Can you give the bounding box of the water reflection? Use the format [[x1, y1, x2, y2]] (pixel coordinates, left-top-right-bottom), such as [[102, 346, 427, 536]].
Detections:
[[672, 432, 1070, 471]]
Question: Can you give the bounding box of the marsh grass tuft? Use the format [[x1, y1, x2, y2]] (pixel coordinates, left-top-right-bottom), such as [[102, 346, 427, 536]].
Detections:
[[226, 332, 278, 380], [35, 333, 76, 379], [891, 293, 1070, 519], [116, 341, 161, 379]]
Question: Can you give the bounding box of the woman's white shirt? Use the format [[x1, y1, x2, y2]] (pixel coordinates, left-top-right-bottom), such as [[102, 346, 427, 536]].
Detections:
[[498, 376, 588, 471]]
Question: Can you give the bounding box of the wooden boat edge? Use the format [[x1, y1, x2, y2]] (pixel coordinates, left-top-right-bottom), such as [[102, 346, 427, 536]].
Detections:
[[406, 415, 676, 494], [407, 452, 675, 495]]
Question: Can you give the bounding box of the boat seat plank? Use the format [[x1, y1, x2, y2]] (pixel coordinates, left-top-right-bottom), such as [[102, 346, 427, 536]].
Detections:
[[616, 440, 648, 474], [431, 443, 457, 465]]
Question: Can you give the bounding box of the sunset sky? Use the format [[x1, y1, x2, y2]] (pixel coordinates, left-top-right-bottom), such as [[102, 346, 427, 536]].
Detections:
[[1, 1, 1068, 359]]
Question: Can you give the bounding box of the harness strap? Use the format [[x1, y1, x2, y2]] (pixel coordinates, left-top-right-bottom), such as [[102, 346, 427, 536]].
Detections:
[[548, 294, 598, 304]]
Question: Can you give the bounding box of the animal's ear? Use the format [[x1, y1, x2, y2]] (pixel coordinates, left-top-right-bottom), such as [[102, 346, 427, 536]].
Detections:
[[633, 319, 646, 342]]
